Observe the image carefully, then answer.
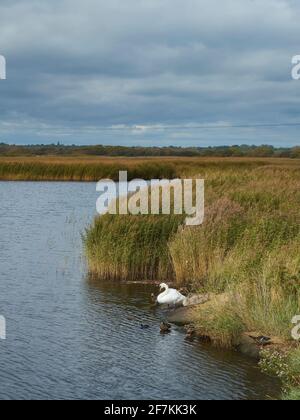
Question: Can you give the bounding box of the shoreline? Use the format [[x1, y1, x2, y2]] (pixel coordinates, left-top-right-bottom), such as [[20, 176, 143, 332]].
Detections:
[[0, 156, 299, 182], [166, 296, 299, 400], [2, 158, 299, 399], [82, 155, 300, 400], [167, 300, 292, 359]]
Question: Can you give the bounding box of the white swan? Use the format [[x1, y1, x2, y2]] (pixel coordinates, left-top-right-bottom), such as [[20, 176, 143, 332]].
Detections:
[[157, 283, 186, 306]]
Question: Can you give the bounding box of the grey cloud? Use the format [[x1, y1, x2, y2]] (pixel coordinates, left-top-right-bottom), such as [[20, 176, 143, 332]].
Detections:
[[0, 0, 300, 146]]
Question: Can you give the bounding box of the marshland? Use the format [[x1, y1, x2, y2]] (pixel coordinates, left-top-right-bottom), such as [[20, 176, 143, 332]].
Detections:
[[3, 0, 300, 403], [0, 154, 297, 181], [0, 178, 281, 400], [0, 154, 299, 400], [83, 156, 300, 399]]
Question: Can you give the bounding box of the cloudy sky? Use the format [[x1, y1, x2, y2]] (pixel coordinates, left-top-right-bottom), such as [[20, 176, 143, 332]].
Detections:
[[0, 0, 300, 147]]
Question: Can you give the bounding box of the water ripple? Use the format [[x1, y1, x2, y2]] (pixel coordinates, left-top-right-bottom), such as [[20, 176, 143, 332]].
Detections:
[[0, 182, 280, 400]]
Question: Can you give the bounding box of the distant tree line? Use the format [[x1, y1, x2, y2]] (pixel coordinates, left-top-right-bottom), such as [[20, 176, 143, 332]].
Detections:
[[1, 143, 300, 158]]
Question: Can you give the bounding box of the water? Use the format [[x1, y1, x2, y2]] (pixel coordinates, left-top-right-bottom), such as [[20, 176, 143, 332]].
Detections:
[[0, 182, 280, 400]]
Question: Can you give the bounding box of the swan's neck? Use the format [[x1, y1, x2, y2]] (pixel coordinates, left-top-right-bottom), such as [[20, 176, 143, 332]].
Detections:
[[162, 285, 169, 295]]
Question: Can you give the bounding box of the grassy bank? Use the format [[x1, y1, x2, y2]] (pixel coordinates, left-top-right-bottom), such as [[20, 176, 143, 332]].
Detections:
[[84, 214, 184, 281], [0, 156, 179, 181], [0, 155, 293, 181], [84, 157, 300, 398], [259, 348, 300, 400]]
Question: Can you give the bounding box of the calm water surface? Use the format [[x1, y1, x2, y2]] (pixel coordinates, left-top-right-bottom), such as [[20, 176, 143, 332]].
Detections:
[[0, 182, 280, 400]]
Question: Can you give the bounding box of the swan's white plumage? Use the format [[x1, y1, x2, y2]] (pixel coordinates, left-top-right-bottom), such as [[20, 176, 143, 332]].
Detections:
[[157, 283, 186, 305]]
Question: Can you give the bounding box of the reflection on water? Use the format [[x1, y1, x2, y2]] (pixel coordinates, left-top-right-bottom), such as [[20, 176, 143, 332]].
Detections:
[[0, 182, 280, 400]]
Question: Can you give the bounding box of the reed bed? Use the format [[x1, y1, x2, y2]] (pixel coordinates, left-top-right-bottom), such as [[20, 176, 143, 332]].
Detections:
[[85, 157, 300, 398], [169, 163, 300, 342], [2, 153, 299, 397], [0, 155, 295, 181], [0, 158, 178, 181], [85, 158, 300, 350], [84, 213, 184, 281]]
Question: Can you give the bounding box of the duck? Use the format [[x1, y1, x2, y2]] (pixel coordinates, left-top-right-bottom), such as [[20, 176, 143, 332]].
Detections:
[[150, 293, 157, 304], [249, 335, 272, 346], [157, 283, 186, 306], [160, 321, 171, 334], [185, 325, 196, 339]]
